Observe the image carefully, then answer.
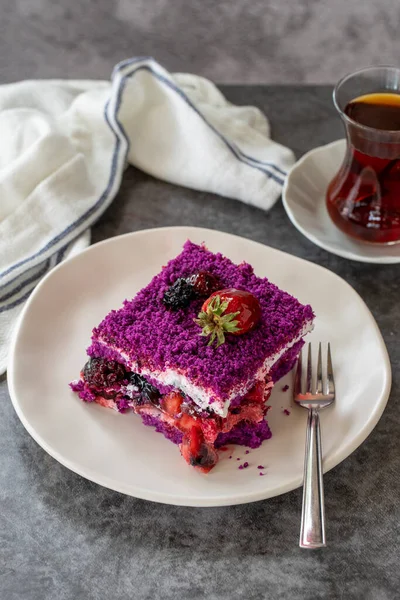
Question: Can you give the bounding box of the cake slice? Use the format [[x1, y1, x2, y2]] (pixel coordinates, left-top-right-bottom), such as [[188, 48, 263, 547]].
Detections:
[[70, 241, 314, 472]]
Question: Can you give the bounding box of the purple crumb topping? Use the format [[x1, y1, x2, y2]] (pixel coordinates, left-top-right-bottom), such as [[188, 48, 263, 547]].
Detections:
[[270, 339, 304, 383], [140, 413, 184, 445], [257, 465, 265, 469], [91, 241, 314, 401], [282, 384, 289, 392], [238, 461, 249, 470], [283, 409, 291, 416], [215, 419, 272, 449]]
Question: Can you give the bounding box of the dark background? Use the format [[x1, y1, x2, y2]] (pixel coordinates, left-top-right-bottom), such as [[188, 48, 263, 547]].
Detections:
[[1, 0, 399, 84]]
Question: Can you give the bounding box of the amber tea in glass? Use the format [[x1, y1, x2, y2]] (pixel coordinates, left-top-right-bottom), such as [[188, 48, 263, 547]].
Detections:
[[327, 67, 400, 244]]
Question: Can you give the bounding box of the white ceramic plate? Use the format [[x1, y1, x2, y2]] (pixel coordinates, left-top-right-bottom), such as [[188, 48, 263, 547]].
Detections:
[[283, 139, 400, 263], [8, 227, 391, 506]]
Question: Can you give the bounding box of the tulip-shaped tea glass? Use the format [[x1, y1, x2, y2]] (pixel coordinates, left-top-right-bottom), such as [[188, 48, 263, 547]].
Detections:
[[327, 66, 400, 244]]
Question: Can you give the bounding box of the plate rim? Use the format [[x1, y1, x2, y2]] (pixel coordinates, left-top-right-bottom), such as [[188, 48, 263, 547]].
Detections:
[[282, 139, 400, 264], [7, 226, 392, 506]]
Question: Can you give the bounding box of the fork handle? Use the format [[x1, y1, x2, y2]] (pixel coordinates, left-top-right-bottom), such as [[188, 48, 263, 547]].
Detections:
[[300, 408, 326, 549]]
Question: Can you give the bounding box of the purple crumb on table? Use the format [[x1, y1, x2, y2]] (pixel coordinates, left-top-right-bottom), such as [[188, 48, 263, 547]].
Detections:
[[243, 462, 249, 468], [257, 465, 265, 469], [238, 465, 243, 470], [237, 458, 240, 461], [259, 472, 265, 476], [283, 409, 290, 415], [229, 456, 232, 459], [245, 450, 250, 455], [282, 385, 289, 392]]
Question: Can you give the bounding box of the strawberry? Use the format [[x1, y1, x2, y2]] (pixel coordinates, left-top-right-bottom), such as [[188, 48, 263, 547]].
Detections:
[[180, 426, 218, 473], [161, 397, 199, 432], [199, 417, 220, 444], [244, 381, 265, 403], [161, 391, 184, 417], [186, 425, 203, 456], [177, 412, 197, 432], [194, 288, 261, 347]]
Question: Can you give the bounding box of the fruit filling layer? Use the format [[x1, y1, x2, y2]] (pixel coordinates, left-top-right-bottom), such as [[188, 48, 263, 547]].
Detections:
[[70, 357, 274, 472]]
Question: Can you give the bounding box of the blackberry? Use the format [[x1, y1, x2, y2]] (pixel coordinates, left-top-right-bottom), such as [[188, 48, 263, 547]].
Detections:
[[162, 277, 195, 310], [128, 372, 160, 405], [141, 381, 160, 404], [129, 373, 145, 388], [163, 271, 221, 311], [83, 358, 127, 387]]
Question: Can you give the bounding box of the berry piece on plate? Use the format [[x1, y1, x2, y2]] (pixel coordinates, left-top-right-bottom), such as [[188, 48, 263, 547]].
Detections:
[[195, 288, 262, 347]]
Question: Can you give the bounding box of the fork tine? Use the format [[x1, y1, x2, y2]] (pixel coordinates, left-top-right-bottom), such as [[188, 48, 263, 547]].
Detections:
[[316, 342, 323, 394], [326, 342, 335, 395], [294, 348, 303, 395], [306, 343, 312, 393]]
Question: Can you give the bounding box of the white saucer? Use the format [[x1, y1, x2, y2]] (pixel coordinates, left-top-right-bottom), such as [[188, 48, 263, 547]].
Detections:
[[8, 227, 391, 506], [283, 139, 400, 263]]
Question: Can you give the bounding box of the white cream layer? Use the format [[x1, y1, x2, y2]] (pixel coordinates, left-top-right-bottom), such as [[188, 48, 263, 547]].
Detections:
[[97, 319, 313, 418]]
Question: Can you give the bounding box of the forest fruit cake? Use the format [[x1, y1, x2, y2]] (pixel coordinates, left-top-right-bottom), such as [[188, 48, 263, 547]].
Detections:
[[70, 241, 314, 473]]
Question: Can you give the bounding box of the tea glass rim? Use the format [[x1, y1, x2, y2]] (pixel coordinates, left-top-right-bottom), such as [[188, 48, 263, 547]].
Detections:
[[333, 65, 400, 137]]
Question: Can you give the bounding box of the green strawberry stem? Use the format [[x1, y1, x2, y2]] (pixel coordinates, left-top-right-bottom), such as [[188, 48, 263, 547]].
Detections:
[[194, 295, 240, 347]]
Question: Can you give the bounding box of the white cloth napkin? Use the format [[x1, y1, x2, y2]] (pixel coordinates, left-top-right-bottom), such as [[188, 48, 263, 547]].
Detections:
[[0, 56, 295, 374]]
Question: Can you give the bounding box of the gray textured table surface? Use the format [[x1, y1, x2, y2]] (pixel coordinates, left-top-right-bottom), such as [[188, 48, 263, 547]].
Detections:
[[1, 86, 399, 600]]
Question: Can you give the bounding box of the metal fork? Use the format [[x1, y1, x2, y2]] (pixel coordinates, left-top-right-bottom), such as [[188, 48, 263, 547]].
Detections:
[[294, 342, 335, 549]]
